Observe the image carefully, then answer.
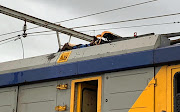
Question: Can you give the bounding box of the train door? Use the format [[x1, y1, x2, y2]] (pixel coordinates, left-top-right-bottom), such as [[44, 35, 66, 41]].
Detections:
[[167, 65, 180, 112], [70, 77, 102, 112]]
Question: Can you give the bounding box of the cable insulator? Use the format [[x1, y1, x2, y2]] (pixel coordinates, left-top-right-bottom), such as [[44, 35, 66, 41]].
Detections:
[[23, 21, 27, 38]]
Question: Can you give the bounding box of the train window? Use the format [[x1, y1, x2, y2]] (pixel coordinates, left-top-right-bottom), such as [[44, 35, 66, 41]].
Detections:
[[70, 77, 102, 112], [174, 72, 180, 112]]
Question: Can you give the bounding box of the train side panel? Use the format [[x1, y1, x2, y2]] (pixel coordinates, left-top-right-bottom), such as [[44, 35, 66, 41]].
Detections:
[[0, 87, 18, 112], [103, 67, 154, 112]]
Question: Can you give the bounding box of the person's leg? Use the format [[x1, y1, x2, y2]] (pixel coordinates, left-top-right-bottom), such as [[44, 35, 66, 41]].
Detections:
[[68, 43, 76, 47], [61, 43, 74, 51], [90, 36, 98, 46]]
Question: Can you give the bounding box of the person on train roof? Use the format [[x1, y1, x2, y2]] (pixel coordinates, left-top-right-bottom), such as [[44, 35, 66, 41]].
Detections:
[[59, 31, 121, 52], [60, 36, 104, 51]]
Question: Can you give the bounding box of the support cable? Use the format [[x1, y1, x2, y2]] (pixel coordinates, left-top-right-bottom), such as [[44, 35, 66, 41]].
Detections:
[[14, 35, 25, 59], [0, 0, 157, 37], [56, 0, 158, 23], [23, 18, 180, 35], [1, 21, 180, 45], [0, 35, 19, 43], [0, 35, 25, 59], [80, 21, 180, 32], [20, 37, 25, 59], [26, 21, 180, 35], [0, 38, 16, 45], [0, 30, 22, 37], [73, 13, 180, 29]]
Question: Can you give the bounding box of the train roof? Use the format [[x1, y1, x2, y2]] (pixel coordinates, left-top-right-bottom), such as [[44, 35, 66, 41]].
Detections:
[[0, 34, 180, 87]]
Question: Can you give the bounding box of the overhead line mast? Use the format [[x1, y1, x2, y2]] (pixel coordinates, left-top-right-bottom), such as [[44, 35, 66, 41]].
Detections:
[[0, 5, 93, 42]]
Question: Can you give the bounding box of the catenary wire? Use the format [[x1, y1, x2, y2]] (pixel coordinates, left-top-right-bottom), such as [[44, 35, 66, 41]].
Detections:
[[1, 21, 180, 45], [28, 33, 56, 37], [80, 21, 180, 32], [25, 21, 180, 36], [0, 0, 157, 37], [26, 21, 180, 35], [56, 0, 157, 23], [0, 30, 22, 37], [0, 35, 25, 59], [27, 30, 52, 35], [0, 21, 179, 47], [72, 12, 180, 29], [0, 35, 21, 45], [26, 11, 180, 34], [0, 35, 20, 43], [0, 38, 16, 45]]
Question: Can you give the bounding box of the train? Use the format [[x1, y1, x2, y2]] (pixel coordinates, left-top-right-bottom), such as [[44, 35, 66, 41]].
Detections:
[[0, 33, 180, 112]]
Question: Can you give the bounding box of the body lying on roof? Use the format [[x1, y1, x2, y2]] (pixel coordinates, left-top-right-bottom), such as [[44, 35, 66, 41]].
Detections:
[[59, 31, 122, 52]]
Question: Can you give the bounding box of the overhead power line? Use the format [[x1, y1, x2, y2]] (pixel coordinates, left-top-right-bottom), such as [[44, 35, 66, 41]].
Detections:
[[1, 21, 179, 44], [1, 21, 179, 46], [73, 13, 180, 29], [0, 35, 25, 59], [80, 21, 180, 32], [27, 30, 52, 35], [25, 21, 180, 36], [0, 35, 20, 43], [56, 0, 157, 23], [0, 0, 157, 37], [0, 38, 16, 45], [28, 33, 56, 37], [25, 12, 180, 35], [0, 35, 21, 45], [25, 20, 180, 35], [0, 30, 22, 37]]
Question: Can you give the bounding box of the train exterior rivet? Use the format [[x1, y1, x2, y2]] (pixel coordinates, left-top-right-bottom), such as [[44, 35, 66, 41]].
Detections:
[[106, 76, 109, 80]]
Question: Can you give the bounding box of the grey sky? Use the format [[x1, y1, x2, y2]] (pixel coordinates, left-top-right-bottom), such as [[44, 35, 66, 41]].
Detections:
[[0, 0, 180, 63]]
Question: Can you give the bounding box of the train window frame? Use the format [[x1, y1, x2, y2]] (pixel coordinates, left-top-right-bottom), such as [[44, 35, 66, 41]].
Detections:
[[174, 72, 180, 112], [70, 76, 102, 112]]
